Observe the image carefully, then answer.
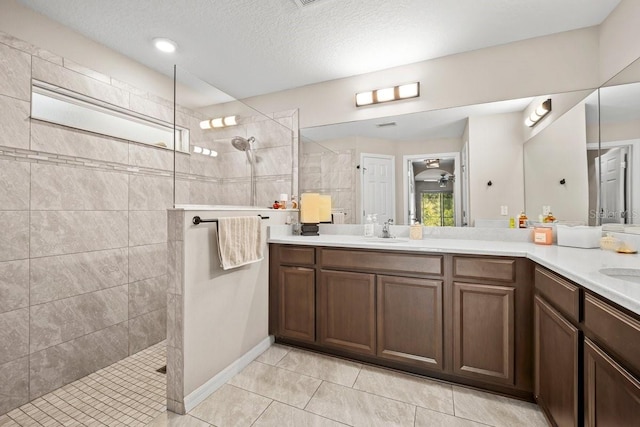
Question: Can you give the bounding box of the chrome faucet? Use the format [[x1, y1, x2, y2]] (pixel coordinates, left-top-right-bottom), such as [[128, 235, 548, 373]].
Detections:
[[380, 219, 394, 238]]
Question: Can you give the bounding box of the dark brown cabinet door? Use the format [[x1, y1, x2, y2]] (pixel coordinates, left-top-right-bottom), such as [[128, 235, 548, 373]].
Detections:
[[584, 338, 640, 427], [277, 266, 315, 342], [319, 270, 376, 355], [376, 275, 443, 371], [534, 295, 579, 427], [452, 282, 515, 385]]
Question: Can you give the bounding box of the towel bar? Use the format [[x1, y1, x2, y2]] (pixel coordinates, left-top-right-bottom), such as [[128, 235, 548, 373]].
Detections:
[[192, 215, 269, 225]]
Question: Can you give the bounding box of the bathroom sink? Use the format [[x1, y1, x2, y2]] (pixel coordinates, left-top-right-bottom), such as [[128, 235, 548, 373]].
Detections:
[[363, 237, 408, 244], [599, 268, 640, 284]]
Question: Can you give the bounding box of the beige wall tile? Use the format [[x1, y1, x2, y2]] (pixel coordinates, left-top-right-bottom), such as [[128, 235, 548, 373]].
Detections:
[[0, 160, 29, 211], [32, 57, 129, 109], [129, 175, 173, 211], [62, 59, 111, 84], [0, 43, 30, 101], [0, 211, 29, 262], [129, 143, 174, 171], [0, 95, 30, 150], [31, 164, 128, 211], [30, 248, 128, 305], [128, 309, 166, 355], [0, 357, 29, 415], [0, 260, 29, 314], [30, 211, 128, 258], [129, 211, 167, 246], [129, 275, 167, 318], [167, 240, 183, 295], [129, 243, 167, 282], [30, 122, 129, 164], [129, 94, 173, 124], [29, 323, 128, 399], [0, 31, 62, 65], [0, 308, 29, 365], [30, 285, 128, 353]]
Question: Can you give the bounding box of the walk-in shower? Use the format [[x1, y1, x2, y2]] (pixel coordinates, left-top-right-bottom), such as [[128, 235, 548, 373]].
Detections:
[[231, 136, 257, 206]]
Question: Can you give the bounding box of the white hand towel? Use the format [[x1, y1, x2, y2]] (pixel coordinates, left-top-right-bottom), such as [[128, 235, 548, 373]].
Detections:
[[217, 216, 263, 270]]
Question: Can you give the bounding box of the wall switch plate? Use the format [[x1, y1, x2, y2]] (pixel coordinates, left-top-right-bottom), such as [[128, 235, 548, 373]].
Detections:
[[500, 205, 508, 215], [543, 205, 551, 215]]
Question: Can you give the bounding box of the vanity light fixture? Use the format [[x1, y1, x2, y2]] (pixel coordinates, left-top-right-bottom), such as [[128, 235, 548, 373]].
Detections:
[[355, 82, 420, 107], [525, 99, 552, 127], [192, 145, 218, 157], [153, 38, 177, 53], [199, 115, 238, 130]]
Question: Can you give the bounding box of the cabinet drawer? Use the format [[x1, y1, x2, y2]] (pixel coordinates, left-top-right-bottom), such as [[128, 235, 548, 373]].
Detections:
[[584, 293, 640, 375], [453, 256, 516, 283], [535, 267, 581, 322], [279, 246, 315, 266], [320, 249, 442, 276]]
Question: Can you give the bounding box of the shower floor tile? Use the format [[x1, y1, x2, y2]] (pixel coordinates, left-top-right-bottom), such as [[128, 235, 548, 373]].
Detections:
[[5, 341, 166, 427]]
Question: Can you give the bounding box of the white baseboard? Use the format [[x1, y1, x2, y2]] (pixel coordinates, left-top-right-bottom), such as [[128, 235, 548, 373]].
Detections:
[[183, 335, 274, 412]]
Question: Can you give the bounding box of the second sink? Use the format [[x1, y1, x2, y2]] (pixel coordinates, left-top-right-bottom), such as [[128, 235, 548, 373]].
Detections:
[[599, 268, 640, 284]]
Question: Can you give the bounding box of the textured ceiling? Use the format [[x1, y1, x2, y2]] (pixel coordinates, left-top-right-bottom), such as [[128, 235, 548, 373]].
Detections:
[[18, 0, 620, 99]]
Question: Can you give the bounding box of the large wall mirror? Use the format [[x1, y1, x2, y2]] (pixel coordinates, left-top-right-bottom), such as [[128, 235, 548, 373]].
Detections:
[[300, 89, 598, 226], [598, 56, 640, 230]]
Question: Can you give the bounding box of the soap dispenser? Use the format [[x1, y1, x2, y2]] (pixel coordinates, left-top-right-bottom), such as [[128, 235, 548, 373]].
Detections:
[[364, 214, 374, 237]]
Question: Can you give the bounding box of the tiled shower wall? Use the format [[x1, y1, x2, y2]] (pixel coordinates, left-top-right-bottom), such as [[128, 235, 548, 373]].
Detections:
[[0, 32, 296, 414], [176, 108, 298, 207], [299, 149, 356, 223]]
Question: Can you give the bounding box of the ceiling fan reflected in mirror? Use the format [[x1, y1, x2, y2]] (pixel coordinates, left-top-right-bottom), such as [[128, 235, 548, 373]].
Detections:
[[438, 172, 455, 187]]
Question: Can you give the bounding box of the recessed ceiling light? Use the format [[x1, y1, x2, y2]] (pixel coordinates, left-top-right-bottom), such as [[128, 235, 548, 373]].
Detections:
[[153, 38, 177, 53]]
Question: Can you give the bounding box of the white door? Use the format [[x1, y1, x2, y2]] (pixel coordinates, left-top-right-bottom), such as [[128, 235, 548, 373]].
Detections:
[[461, 142, 470, 226], [361, 154, 395, 224], [597, 147, 628, 224], [407, 159, 416, 224]]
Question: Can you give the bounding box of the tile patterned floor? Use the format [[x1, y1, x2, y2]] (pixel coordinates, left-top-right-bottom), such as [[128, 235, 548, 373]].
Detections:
[[0, 342, 167, 427], [0, 342, 551, 426], [153, 344, 550, 427]]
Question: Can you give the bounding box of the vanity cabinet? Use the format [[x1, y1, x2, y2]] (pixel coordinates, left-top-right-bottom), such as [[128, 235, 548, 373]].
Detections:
[[376, 275, 444, 371], [278, 266, 315, 342], [534, 267, 581, 427], [533, 266, 640, 427], [270, 244, 532, 398], [584, 338, 640, 427], [318, 270, 376, 355], [534, 295, 580, 427], [270, 245, 316, 343], [453, 282, 515, 385], [451, 256, 533, 392]]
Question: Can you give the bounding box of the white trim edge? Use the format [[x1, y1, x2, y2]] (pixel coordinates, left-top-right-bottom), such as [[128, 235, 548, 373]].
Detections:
[[183, 335, 274, 412]]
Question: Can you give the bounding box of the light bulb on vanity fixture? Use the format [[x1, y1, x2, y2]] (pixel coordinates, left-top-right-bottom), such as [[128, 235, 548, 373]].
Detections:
[[525, 99, 552, 127], [355, 82, 420, 107], [199, 115, 238, 130]]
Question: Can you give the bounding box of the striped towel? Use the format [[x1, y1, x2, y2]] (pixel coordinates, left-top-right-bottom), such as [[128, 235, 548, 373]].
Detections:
[[217, 216, 263, 270]]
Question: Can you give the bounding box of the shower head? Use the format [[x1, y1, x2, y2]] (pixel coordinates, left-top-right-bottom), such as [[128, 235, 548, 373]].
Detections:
[[231, 136, 255, 152]]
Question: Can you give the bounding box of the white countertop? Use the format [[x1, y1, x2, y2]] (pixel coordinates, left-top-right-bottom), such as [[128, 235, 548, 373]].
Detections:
[[268, 233, 640, 315]]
